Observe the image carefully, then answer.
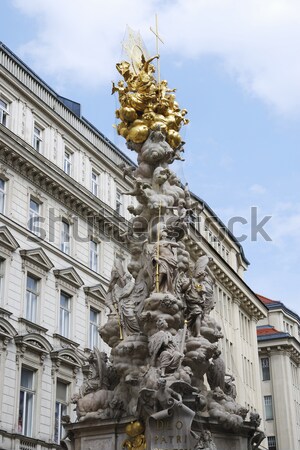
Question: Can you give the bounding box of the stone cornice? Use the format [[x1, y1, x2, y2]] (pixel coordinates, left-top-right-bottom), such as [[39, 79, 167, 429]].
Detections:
[[0, 129, 130, 246], [258, 337, 300, 364], [50, 347, 83, 369], [0, 51, 134, 171], [53, 267, 84, 289], [18, 317, 48, 334], [0, 214, 110, 286], [19, 247, 54, 272], [0, 225, 19, 252], [182, 234, 266, 321]]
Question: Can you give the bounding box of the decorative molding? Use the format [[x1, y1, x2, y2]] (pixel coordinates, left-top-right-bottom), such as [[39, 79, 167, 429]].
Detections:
[[0, 307, 12, 318], [0, 226, 19, 252], [19, 247, 54, 272], [0, 317, 17, 349], [83, 284, 106, 302], [0, 139, 130, 248], [53, 267, 84, 289], [18, 317, 48, 335], [50, 347, 82, 370], [15, 332, 52, 364], [52, 333, 80, 349]]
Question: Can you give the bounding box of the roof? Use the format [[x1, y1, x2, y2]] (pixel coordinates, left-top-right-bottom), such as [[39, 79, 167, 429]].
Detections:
[[257, 325, 290, 341], [257, 325, 281, 335], [257, 294, 300, 322], [0, 42, 134, 168], [0, 41, 250, 265], [257, 294, 278, 305]]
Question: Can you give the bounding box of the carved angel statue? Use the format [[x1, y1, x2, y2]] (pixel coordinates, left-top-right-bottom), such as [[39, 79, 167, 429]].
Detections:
[[148, 317, 183, 376], [206, 349, 226, 391], [151, 230, 179, 294], [194, 255, 216, 313], [81, 349, 110, 396], [116, 273, 140, 336], [104, 259, 126, 312], [105, 259, 140, 336]]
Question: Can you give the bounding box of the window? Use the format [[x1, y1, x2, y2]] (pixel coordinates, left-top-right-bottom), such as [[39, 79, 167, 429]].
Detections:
[[0, 258, 4, 302], [33, 124, 42, 152], [28, 198, 40, 234], [61, 220, 70, 254], [91, 170, 99, 196], [261, 357, 270, 381], [60, 291, 71, 338], [268, 436, 276, 450], [0, 99, 9, 126], [116, 189, 122, 215], [25, 275, 39, 323], [89, 240, 98, 272], [54, 380, 68, 443], [0, 179, 5, 214], [18, 368, 35, 437], [264, 395, 273, 420], [64, 151, 72, 175], [89, 308, 100, 349]]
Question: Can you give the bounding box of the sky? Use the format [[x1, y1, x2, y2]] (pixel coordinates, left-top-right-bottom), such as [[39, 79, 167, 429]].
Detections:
[[2, 0, 300, 313]]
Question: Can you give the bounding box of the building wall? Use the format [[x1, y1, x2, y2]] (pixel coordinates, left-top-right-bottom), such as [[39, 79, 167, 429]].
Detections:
[[258, 305, 300, 450]]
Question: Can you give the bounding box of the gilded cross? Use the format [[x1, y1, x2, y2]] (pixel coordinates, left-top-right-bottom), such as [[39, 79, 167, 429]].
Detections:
[[150, 14, 164, 83]]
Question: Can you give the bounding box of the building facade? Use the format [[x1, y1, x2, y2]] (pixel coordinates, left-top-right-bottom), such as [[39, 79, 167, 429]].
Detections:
[[0, 42, 266, 450], [257, 294, 300, 450]]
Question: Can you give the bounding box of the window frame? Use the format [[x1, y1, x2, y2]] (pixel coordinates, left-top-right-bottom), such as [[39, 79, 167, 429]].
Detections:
[[264, 395, 274, 420], [0, 98, 9, 127], [28, 196, 41, 235], [261, 357, 270, 381], [0, 257, 5, 304], [18, 366, 35, 437], [89, 307, 100, 349], [59, 291, 72, 338], [91, 169, 99, 197], [116, 188, 123, 215], [32, 123, 43, 153], [63, 149, 72, 176], [267, 436, 276, 450], [25, 273, 40, 323], [54, 379, 69, 443], [60, 219, 71, 254], [0, 178, 6, 214], [89, 239, 98, 272]]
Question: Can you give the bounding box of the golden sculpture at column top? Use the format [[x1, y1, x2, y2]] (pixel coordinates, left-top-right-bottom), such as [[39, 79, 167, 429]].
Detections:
[[113, 46, 189, 150]]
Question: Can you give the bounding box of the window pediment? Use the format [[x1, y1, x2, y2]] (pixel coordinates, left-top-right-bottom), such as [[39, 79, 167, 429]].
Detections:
[[53, 267, 84, 289], [84, 284, 106, 302], [0, 317, 17, 345], [20, 247, 54, 272], [0, 226, 19, 252], [50, 347, 82, 368], [15, 332, 53, 355]]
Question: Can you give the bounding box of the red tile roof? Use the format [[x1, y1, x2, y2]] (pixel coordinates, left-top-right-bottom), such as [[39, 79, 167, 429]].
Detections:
[[257, 326, 280, 336], [257, 294, 279, 305]]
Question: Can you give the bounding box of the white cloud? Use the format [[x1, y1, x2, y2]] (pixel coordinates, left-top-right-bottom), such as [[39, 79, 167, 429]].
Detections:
[[249, 184, 266, 194], [268, 202, 300, 247], [11, 0, 300, 113]]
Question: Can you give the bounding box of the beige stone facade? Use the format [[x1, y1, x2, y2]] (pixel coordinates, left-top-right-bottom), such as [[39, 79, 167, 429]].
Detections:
[[0, 42, 267, 450], [257, 294, 300, 450]]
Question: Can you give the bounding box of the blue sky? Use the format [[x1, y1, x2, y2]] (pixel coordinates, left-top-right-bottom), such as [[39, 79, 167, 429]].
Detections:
[[2, 0, 300, 312]]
